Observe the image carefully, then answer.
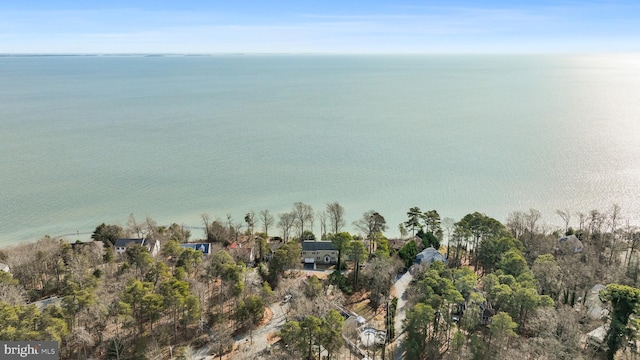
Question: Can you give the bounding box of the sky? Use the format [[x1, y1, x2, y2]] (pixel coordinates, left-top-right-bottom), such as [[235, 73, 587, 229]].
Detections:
[[0, 0, 638, 54]]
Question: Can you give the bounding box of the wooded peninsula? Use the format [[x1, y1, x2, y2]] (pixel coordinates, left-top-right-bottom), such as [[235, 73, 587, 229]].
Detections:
[[1, 203, 638, 360]]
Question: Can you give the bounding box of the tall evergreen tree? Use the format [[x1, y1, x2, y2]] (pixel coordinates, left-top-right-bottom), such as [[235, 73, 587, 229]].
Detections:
[[602, 284, 640, 360]]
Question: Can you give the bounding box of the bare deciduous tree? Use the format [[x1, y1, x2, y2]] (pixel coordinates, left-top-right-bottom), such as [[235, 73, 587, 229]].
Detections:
[[524, 209, 541, 245], [144, 216, 158, 239], [201, 213, 211, 240], [292, 202, 314, 239], [576, 211, 587, 231], [0, 277, 26, 305], [506, 211, 526, 240], [278, 212, 295, 242], [608, 204, 622, 265], [556, 209, 571, 234], [326, 202, 345, 235], [361, 256, 399, 311], [233, 221, 244, 243], [589, 209, 604, 236], [259, 209, 275, 237], [317, 210, 328, 239], [625, 223, 640, 267], [442, 217, 455, 246], [127, 213, 143, 238]]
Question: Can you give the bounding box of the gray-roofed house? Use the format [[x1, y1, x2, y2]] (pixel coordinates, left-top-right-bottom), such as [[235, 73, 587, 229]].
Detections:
[[416, 247, 447, 265], [557, 234, 584, 254], [0, 262, 10, 274], [32, 296, 62, 311], [114, 238, 145, 255], [302, 241, 338, 269], [585, 284, 609, 320], [114, 238, 160, 257]]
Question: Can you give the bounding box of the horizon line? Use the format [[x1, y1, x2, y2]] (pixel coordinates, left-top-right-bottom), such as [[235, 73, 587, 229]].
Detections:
[[1, 51, 638, 57]]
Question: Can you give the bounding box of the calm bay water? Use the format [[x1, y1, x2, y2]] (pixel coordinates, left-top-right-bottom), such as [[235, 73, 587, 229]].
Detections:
[[1, 54, 639, 247]]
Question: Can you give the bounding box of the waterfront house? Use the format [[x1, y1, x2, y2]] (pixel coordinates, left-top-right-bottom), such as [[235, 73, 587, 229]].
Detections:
[[114, 238, 160, 257], [227, 242, 255, 265], [302, 241, 338, 269], [415, 247, 446, 264], [180, 243, 211, 256], [557, 234, 584, 254]]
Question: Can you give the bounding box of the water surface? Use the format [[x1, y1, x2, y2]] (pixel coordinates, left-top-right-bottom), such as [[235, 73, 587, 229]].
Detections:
[[1, 54, 639, 246]]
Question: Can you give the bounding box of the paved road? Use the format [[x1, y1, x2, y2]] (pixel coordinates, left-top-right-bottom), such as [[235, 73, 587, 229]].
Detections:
[[392, 270, 414, 360]]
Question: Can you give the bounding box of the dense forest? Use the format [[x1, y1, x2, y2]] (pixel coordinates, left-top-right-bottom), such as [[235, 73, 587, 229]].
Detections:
[[1, 203, 639, 360]]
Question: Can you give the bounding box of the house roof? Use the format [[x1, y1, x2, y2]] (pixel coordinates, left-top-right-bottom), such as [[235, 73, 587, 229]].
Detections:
[[71, 241, 104, 251], [388, 238, 408, 251], [32, 296, 61, 310], [0, 262, 10, 273], [181, 243, 210, 253], [559, 234, 579, 242], [416, 247, 446, 263], [269, 242, 283, 252], [558, 234, 584, 253], [114, 238, 145, 248], [585, 284, 608, 319], [482, 308, 495, 318], [587, 325, 609, 344], [302, 241, 337, 252]]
